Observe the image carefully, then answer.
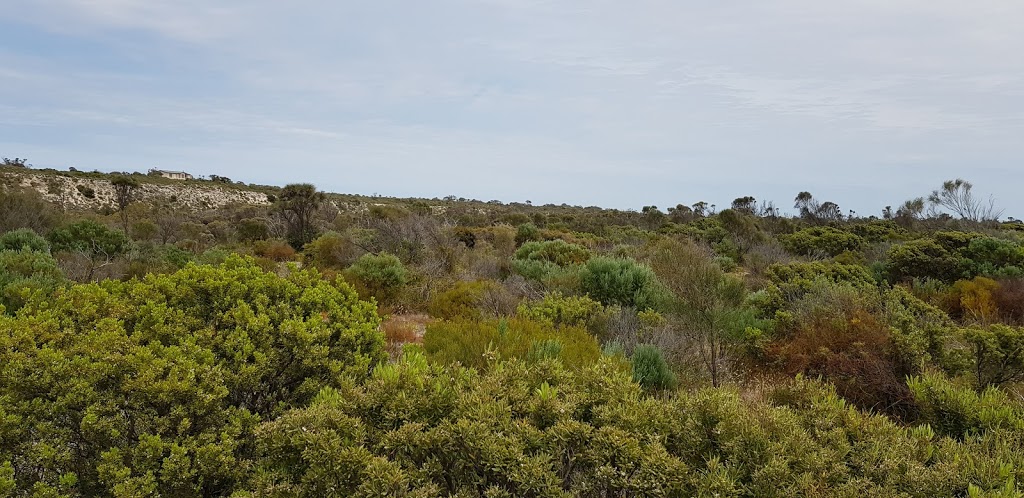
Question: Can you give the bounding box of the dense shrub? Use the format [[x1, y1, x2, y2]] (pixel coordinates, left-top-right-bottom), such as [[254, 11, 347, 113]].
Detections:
[[47, 220, 131, 281], [883, 286, 966, 375], [963, 324, 1024, 388], [0, 249, 65, 313], [254, 238, 297, 262], [909, 372, 1024, 438], [0, 228, 49, 252], [961, 236, 1024, 278], [48, 220, 129, 259], [304, 231, 360, 269], [427, 279, 509, 320], [513, 239, 591, 266], [578, 256, 667, 311], [769, 282, 917, 418], [753, 261, 878, 315], [0, 256, 384, 494], [0, 187, 60, 234], [517, 292, 605, 329], [514, 222, 540, 246], [848, 220, 906, 242], [781, 226, 865, 257], [248, 352, 1024, 497], [993, 278, 1024, 324], [886, 238, 964, 282], [346, 252, 410, 304], [949, 277, 1001, 324], [236, 217, 270, 242], [422, 318, 601, 370], [631, 344, 678, 392]]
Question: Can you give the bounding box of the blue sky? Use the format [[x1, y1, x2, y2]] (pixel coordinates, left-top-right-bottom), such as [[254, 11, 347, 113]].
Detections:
[[2, 1, 1022, 217]]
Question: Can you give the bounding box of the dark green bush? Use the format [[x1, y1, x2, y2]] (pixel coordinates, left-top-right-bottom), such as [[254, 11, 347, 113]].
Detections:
[[579, 256, 668, 310], [631, 344, 677, 392], [0, 228, 49, 253]]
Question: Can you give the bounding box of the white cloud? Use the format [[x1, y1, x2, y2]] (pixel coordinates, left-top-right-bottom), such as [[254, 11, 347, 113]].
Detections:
[[0, 0, 1022, 214]]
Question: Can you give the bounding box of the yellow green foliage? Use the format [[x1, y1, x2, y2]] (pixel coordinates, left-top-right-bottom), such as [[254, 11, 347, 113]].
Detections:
[[428, 279, 505, 320], [422, 318, 601, 370], [248, 352, 1024, 497], [516, 292, 605, 329], [951, 277, 1001, 324], [0, 256, 384, 494]]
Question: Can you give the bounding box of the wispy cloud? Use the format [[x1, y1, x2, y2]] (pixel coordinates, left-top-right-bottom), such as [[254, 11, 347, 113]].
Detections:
[[0, 0, 1022, 214]]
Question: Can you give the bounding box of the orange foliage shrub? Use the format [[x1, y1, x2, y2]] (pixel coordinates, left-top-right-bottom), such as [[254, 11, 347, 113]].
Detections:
[[381, 313, 432, 357], [254, 239, 296, 262]]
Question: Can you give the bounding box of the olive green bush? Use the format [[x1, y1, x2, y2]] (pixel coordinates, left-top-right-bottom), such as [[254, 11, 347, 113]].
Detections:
[[346, 252, 410, 304], [0, 256, 384, 495], [422, 318, 601, 371], [517, 292, 606, 329], [245, 351, 1024, 497], [781, 226, 866, 257], [0, 248, 65, 313]]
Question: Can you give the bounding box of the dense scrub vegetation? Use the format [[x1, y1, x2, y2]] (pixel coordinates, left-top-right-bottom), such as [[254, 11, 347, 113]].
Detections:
[[2, 166, 1024, 496]]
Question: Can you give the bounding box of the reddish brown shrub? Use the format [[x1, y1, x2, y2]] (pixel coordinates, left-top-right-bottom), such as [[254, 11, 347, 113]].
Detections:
[[380, 313, 432, 357], [254, 239, 296, 262], [994, 278, 1024, 324], [770, 300, 917, 419]]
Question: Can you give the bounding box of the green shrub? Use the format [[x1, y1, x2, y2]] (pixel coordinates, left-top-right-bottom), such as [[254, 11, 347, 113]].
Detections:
[[346, 252, 409, 304], [909, 372, 1024, 439], [304, 231, 359, 269], [631, 344, 677, 392], [781, 226, 865, 257], [75, 184, 95, 198], [236, 217, 270, 242], [423, 318, 601, 370], [579, 256, 667, 310], [963, 324, 1024, 388], [48, 219, 129, 259], [427, 280, 504, 320], [883, 286, 966, 375], [961, 236, 1024, 278], [886, 239, 964, 282], [848, 220, 906, 242], [514, 222, 540, 246], [516, 292, 605, 329], [0, 228, 49, 253], [513, 239, 591, 266], [0, 255, 384, 494], [0, 249, 65, 313], [249, 353, 1024, 497]]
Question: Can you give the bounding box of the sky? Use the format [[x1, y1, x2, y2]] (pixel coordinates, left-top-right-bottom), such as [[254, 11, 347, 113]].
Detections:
[[1, 1, 1022, 217]]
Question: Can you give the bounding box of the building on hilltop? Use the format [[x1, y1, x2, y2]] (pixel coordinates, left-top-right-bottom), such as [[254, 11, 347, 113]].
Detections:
[[149, 169, 194, 180]]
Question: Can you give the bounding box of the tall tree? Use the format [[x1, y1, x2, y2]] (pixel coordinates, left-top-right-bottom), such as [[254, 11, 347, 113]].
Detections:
[[278, 183, 325, 249], [110, 175, 140, 232]]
